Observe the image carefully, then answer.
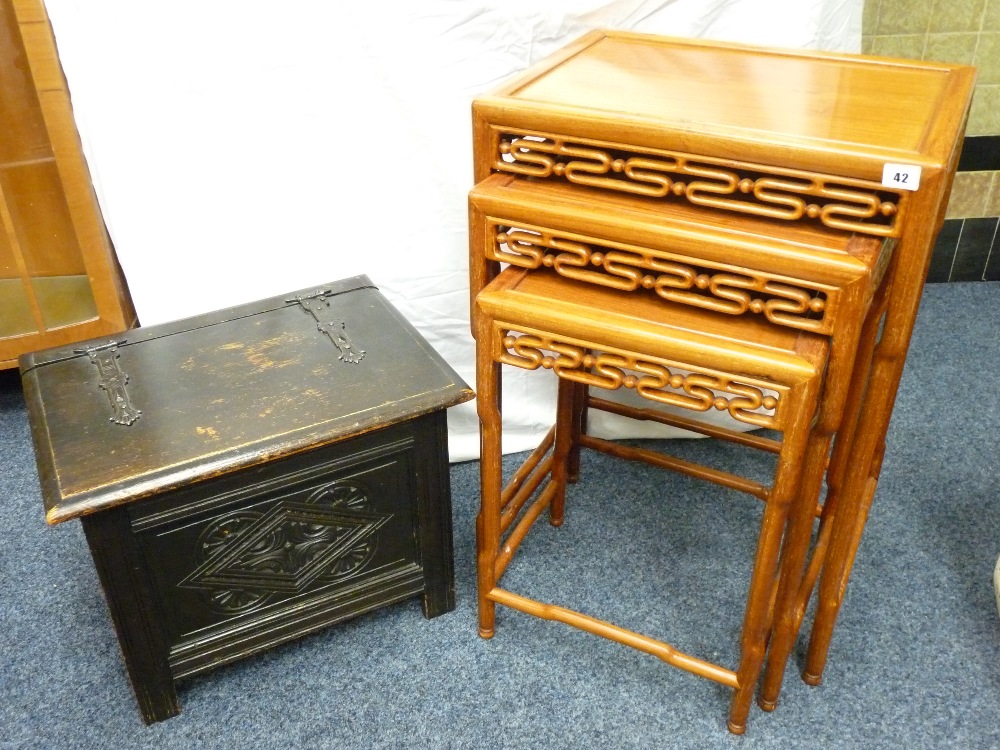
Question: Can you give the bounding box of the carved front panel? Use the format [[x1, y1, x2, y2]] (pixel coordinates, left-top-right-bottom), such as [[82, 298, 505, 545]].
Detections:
[[496, 326, 786, 430], [489, 221, 834, 335], [135, 437, 421, 654], [491, 129, 903, 237], [179, 482, 391, 615]]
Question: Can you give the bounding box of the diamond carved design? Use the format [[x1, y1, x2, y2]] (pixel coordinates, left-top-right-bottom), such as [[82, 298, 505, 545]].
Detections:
[[180, 481, 391, 615], [181, 503, 390, 594]]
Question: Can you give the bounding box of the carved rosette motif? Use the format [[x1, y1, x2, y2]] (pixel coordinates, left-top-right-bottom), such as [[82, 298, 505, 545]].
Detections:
[[494, 132, 901, 237], [499, 330, 782, 429], [181, 481, 390, 616], [493, 224, 830, 333]]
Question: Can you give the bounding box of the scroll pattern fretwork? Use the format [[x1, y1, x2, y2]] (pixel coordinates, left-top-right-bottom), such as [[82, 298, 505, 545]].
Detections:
[[493, 225, 831, 334], [499, 330, 783, 429], [494, 133, 901, 237]]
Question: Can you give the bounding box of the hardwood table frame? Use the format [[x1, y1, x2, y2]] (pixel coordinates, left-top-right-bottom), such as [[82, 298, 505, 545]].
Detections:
[[469, 29, 975, 712], [475, 267, 829, 732]]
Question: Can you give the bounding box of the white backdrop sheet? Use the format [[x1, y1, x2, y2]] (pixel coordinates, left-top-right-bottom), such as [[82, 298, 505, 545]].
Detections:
[[44, 0, 862, 461]]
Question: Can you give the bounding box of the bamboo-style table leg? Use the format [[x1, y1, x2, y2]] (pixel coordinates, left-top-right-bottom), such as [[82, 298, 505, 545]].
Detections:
[[728, 375, 823, 734], [801, 186, 953, 685], [567, 381, 588, 484], [803, 338, 903, 683], [475, 316, 503, 639], [549, 377, 577, 526], [759, 262, 894, 708]]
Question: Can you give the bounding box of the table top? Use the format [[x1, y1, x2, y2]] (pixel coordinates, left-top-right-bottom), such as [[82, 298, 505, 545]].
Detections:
[[22, 276, 473, 524], [478, 30, 976, 177]]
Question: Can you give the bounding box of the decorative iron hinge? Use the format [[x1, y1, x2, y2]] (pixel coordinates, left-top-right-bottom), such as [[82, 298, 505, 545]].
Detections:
[[75, 340, 142, 426], [288, 289, 365, 364]]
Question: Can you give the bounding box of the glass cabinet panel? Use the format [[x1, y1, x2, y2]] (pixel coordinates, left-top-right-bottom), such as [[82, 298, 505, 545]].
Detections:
[[0, 0, 109, 356], [0, 226, 36, 337], [1, 160, 98, 329]]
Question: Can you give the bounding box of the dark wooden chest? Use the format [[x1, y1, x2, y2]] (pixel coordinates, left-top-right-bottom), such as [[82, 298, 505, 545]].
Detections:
[[20, 276, 474, 723]]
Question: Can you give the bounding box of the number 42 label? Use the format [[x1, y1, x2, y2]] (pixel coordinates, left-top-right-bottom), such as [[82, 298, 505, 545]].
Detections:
[[882, 163, 922, 191]]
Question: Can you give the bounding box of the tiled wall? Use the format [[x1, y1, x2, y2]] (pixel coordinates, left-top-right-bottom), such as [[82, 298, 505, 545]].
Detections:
[[863, 0, 1000, 281], [863, 0, 999, 135]]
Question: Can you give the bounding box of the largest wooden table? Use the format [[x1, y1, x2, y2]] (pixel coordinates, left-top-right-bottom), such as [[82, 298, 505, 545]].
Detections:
[[471, 29, 975, 704]]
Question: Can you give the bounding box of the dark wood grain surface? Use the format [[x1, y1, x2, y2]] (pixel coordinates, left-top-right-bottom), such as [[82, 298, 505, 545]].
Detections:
[[21, 276, 473, 523]]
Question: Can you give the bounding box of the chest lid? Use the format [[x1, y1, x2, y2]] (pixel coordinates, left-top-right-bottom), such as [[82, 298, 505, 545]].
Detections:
[[21, 276, 474, 524]]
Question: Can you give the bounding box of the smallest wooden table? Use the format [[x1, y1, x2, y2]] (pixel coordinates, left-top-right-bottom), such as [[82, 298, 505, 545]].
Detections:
[[20, 276, 473, 723]]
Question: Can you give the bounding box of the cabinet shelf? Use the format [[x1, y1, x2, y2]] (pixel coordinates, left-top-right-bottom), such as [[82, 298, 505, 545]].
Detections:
[[0, 0, 135, 369]]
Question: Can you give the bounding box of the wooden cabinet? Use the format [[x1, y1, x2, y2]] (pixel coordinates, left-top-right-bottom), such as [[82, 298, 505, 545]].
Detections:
[[0, 0, 134, 369]]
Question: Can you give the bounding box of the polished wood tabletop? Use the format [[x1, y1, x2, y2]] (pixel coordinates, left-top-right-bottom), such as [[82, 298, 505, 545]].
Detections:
[[477, 29, 976, 179]]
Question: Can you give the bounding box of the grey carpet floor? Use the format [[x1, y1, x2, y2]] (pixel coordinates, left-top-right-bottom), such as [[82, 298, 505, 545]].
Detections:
[[1, 282, 998, 749]]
